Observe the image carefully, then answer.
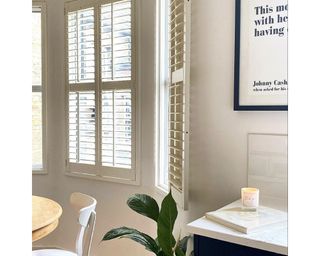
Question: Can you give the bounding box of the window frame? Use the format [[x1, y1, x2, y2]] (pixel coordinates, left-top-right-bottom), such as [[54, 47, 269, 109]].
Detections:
[[32, 0, 48, 174], [156, 0, 170, 194], [64, 0, 140, 185]]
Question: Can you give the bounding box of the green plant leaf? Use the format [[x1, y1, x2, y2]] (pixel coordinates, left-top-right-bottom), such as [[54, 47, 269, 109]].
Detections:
[[158, 251, 166, 256], [127, 194, 160, 222], [157, 191, 178, 256], [175, 247, 185, 256], [102, 226, 160, 254]]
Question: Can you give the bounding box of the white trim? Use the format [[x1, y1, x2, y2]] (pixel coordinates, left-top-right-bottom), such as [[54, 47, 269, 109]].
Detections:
[[134, 0, 142, 186], [64, 0, 140, 184], [69, 83, 95, 91], [181, 0, 191, 211], [65, 0, 126, 12], [65, 171, 139, 185], [155, 0, 170, 194], [101, 81, 132, 90], [95, 4, 101, 173], [65, 0, 95, 13], [32, 0, 48, 175], [171, 68, 183, 84], [32, 0, 46, 4], [68, 162, 135, 180]]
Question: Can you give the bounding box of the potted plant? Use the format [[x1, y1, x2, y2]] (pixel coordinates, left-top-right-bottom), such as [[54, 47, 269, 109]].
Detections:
[[102, 191, 192, 256]]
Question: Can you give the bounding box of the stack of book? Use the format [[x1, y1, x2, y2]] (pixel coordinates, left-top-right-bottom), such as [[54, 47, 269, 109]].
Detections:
[[205, 200, 287, 234]]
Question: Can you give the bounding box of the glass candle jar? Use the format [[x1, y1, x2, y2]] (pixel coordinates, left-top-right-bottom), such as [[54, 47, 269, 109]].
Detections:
[[241, 187, 259, 210]]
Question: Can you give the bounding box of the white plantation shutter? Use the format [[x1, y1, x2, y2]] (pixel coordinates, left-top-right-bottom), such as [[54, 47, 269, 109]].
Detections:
[[65, 0, 136, 182], [168, 0, 191, 210], [101, 90, 132, 168], [100, 0, 134, 172], [101, 0, 132, 81], [67, 6, 96, 174], [69, 91, 96, 165], [68, 8, 95, 83]]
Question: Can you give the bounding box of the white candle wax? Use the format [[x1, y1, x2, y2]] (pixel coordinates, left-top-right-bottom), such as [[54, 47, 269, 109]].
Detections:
[[241, 187, 259, 209]]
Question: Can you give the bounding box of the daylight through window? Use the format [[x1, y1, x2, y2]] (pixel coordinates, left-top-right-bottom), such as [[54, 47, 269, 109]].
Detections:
[[32, 4, 45, 171]]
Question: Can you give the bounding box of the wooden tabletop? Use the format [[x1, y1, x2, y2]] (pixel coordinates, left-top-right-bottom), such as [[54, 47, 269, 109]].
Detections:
[[32, 196, 62, 241], [32, 220, 59, 242]]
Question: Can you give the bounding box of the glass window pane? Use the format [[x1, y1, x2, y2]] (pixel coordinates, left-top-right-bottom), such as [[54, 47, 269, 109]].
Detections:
[[32, 92, 42, 168], [32, 9, 43, 169], [32, 12, 42, 86]]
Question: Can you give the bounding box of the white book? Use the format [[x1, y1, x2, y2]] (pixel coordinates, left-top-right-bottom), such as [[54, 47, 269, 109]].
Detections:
[[205, 200, 287, 234]]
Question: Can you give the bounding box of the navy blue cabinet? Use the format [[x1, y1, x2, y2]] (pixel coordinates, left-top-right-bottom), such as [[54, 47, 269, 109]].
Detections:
[[194, 235, 286, 256]]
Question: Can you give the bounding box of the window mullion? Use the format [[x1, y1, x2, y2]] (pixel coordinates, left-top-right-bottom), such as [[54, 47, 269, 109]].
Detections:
[[95, 4, 102, 174], [111, 1, 114, 80], [111, 1, 115, 166], [112, 91, 115, 166], [76, 93, 80, 163], [76, 11, 79, 83]]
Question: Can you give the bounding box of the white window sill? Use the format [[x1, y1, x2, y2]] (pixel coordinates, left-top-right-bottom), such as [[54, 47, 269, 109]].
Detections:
[[65, 171, 140, 186], [155, 184, 169, 198], [32, 169, 47, 175]]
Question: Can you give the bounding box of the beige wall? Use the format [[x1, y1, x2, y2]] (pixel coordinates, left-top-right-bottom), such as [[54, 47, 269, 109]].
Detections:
[[32, 0, 287, 255]]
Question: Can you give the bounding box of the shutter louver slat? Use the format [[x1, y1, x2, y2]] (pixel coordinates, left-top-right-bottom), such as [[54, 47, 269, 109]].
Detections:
[[101, 0, 132, 82], [68, 8, 95, 84], [102, 90, 132, 169], [100, 0, 133, 170], [168, 0, 190, 210], [169, 79, 184, 192], [69, 91, 96, 165]]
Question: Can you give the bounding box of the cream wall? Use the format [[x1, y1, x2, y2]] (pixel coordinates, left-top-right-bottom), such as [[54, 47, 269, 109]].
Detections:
[[185, 0, 287, 221], [32, 0, 287, 255]]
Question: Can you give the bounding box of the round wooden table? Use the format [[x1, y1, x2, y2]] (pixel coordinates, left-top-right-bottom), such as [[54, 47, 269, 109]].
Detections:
[[32, 196, 63, 242]]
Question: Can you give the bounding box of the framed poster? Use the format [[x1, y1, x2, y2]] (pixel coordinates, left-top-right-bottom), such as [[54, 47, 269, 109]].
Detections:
[[234, 0, 288, 111]]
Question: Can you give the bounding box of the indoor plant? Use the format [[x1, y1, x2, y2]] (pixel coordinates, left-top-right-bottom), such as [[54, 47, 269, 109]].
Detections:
[[102, 191, 192, 256]]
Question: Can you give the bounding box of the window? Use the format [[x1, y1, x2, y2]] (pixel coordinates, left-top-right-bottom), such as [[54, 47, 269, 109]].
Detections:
[[32, 1, 47, 172], [65, 0, 137, 183], [157, 0, 191, 209], [156, 0, 170, 192]]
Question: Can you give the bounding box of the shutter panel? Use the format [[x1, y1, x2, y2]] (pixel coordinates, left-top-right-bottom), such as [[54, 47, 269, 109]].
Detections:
[[101, 0, 132, 81], [101, 90, 132, 168], [68, 8, 95, 83], [168, 0, 191, 210], [67, 7, 96, 169], [100, 0, 133, 170], [69, 91, 96, 165]]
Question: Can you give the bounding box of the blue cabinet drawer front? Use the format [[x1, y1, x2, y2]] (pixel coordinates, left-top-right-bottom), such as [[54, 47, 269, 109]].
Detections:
[[194, 235, 285, 256]]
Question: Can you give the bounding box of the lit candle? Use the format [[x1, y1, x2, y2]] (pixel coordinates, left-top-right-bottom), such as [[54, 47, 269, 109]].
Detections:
[[241, 187, 259, 209]]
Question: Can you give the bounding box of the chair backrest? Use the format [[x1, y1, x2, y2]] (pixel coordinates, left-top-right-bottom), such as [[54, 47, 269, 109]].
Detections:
[[70, 192, 97, 256]]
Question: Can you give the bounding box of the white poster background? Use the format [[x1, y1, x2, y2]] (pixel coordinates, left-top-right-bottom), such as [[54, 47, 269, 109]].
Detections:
[[239, 0, 288, 106]]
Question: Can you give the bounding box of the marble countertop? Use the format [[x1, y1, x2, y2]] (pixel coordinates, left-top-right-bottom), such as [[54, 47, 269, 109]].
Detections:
[[186, 209, 287, 255]]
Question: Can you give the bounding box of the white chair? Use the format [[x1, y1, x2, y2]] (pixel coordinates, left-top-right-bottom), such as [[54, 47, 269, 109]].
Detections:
[[32, 192, 97, 256]]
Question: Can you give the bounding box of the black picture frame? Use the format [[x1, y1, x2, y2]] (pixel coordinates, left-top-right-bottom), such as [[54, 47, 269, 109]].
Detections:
[[233, 0, 288, 111]]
